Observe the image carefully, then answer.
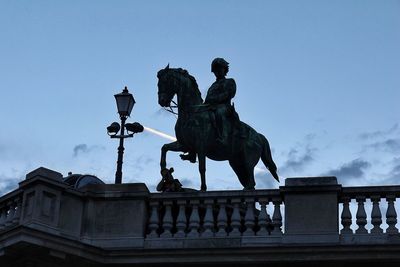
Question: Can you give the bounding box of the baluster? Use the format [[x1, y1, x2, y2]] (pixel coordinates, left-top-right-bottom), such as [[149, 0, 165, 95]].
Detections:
[[0, 205, 6, 230], [202, 199, 215, 237], [12, 197, 22, 224], [270, 198, 282, 235], [147, 201, 160, 238], [215, 199, 228, 237], [370, 195, 383, 234], [355, 196, 367, 234], [5, 201, 15, 227], [229, 198, 242, 237], [187, 199, 200, 238], [174, 200, 187, 238], [256, 198, 270, 236], [340, 197, 353, 234], [160, 200, 173, 238], [386, 195, 399, 234], [243, 198, 256, 236]]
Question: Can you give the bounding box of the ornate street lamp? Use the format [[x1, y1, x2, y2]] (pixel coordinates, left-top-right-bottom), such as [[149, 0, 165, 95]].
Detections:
[[107, 86, 143, 184]]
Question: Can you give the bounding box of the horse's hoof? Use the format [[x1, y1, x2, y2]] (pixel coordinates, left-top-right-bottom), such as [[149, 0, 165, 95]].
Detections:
[[200, 186, 207, 191], [243, 186, 255, 191]]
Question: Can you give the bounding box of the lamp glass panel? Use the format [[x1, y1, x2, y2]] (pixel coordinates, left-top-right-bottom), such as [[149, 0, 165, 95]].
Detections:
[[115, 93, 135, 116]]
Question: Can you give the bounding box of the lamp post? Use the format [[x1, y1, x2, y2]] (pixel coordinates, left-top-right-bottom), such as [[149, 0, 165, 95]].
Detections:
[[107, 86, 143, 184]]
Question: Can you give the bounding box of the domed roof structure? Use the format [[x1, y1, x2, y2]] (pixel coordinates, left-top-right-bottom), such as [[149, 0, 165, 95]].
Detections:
[[63, 173, 105, 189]]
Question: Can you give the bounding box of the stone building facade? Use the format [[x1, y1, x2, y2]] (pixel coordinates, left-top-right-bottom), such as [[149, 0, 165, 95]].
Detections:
[[0, 167, 400, 266]]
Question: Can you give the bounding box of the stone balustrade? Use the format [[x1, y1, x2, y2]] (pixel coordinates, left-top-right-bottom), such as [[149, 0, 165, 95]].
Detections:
[[1, 168, 399, 245], [340, 186, 400, 235], [0, 189, 23, 232], [146, 190, 283, 239]]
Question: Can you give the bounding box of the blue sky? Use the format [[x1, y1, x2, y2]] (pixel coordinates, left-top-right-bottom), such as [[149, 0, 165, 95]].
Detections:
[[0, 0, 399, 194]]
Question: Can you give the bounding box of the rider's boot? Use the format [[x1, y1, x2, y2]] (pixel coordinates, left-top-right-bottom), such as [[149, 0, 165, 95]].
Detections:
[[215, 119, 225, 143]]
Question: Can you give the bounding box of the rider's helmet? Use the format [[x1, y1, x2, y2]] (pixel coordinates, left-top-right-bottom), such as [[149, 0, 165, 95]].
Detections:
[[211, 58, 229, 75]]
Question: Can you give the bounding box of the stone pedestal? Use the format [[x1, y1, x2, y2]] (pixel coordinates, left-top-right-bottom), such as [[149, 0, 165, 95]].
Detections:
[[282, 177, 341, 244], [80, 183, 150, 248], [20, 167, 66, 234]]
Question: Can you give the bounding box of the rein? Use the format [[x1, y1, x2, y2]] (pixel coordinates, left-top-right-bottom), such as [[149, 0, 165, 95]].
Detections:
[[161, 69, 213, 118], [164, 99, 213, 119], [163, 100, 179, 117]]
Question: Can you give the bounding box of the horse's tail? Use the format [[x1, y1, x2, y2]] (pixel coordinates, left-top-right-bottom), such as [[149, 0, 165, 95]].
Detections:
[[259, 133, 280, 182]]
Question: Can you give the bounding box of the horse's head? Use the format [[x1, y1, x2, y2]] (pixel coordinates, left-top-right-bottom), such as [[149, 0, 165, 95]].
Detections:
[[157, 64, 203, 108], [157, 64, 176, 107]]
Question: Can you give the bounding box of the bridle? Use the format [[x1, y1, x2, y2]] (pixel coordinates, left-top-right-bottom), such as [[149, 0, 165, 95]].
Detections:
[[160, 72, 179, 118], [160, 70, 212, 118], [163, 99, 179, 117], [164, 99, 212, 118]]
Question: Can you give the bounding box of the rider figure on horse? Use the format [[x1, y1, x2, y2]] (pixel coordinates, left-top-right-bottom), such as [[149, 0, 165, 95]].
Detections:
[[180, 57, 240, 163], [205, 58, 239, 143]]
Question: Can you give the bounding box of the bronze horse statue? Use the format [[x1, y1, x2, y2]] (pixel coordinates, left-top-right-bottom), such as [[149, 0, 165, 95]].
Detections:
[[157, 65, 279, 191]]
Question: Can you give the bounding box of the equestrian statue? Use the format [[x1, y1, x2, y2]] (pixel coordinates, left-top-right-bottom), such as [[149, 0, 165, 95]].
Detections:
[[157, 58, 279, 191]]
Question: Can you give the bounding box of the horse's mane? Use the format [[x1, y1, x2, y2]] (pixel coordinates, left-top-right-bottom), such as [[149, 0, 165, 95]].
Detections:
[[158, 67, 202, 100]]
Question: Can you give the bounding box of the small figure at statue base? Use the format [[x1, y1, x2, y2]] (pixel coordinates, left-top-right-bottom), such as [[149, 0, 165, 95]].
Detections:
[[156, 168, 197, 192]]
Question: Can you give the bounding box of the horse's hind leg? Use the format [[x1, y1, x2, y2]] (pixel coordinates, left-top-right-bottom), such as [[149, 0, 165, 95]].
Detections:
[[229, 159, 256, 190], [160, 141, 185, 169], [198, 154, 207, 191]]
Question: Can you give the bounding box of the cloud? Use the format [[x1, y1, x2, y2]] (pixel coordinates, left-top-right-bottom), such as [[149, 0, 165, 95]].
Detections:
[[179, 178, 195, 188], [389, 165, 400, 180], [130, 155, 156, 172], [0, 175, 21, 196], [391, 163, 400, 175], [255, 171, 279, 189], [73, 144, 105, 157], [368, 139, 400, 154], [135, 155, 155, 165], [283, 148, 314, 172], [279, 146, 315, 175], [73, 144, 88, 156], [385, 157, 400, 184], [325, 158, 371, 179], [265, 133, 319, 179], [359, 123, 398, 140]]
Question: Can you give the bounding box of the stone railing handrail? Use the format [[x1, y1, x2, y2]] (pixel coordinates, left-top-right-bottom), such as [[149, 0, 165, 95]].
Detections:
[[341, 185, 400, 198], [0, 188, 24, 203], [149, 188, 281, 200]]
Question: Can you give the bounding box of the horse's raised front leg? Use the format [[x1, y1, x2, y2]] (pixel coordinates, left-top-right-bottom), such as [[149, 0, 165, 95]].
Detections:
[[198, 154, 207, 191], [160, 141, 185, 170]]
